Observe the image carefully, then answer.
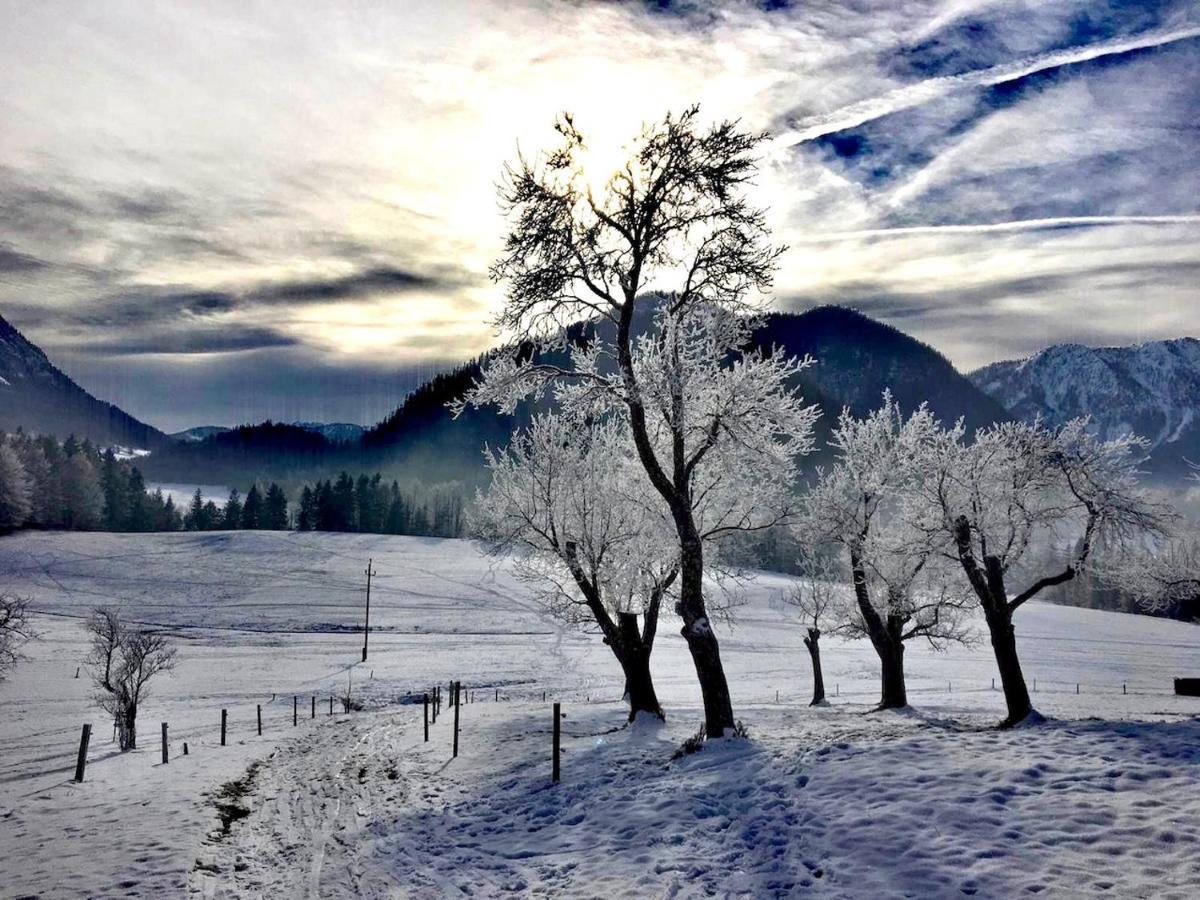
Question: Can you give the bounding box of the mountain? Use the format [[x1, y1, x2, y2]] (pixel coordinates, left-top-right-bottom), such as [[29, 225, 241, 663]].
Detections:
[[291, 422, 365, 443], [750, 306, 1010, 446], [970, 338, 1200, 478], [170, 425, 231, 443], [0, 313, 168, 450], [169, 422, 364, 444], [139, 305, 1012, 489], [364, 304, 1008, 482]]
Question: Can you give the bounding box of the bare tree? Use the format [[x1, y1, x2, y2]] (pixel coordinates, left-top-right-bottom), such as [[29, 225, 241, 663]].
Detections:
[[915, 418, 1175, 726], [782, 549, 846, 706], [0, 594, 37, 679], [86, 607, 177, 751], [466, 108, 818, 737], [800, 396, 975, 709]]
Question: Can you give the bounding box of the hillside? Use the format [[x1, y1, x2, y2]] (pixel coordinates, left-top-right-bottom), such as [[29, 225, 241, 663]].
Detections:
[[751, 306, 1010, 453], [143, 305, 1005, 489], [0, 313, 168, 449], [970, 338, 1200, 477]]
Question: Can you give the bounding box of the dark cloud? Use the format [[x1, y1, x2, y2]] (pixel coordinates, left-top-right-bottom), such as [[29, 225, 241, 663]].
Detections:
[[53, 347, 452, 431], [248, 266, 462, 304], [0, 243, 48, 273], [782, 258, 1200, 318], [76, 325, 299, 356]]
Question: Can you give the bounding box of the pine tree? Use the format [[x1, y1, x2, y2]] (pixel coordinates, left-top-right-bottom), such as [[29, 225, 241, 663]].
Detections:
[[201, 500, 222, 529], [297, 485, 316, 531], [223, 489, 243, 530], [264, 483, 289, 530], [241, 484, 263, 530], [185, 488, 205, 531], [99, 449, 128, 530], [315, 480, 335, 530], [60, 453, 103, 530], [159, 494, 182, 531], [125, 468, 150, 532], [332, 473, 356, 531], [385, 482, 405, 534]]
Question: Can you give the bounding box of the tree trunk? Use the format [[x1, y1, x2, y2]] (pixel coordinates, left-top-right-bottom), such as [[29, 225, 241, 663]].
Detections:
[[120, 706, 137, 751], [618, 647, 663, 722], [875, 637, 907, 709], [849, 555, 908, 710], [678, 539, 735, 737], [803, 628, 825, 706], [985, 599, 1033, 726], [953, 520, 1036, 726], [616, 613, 663, 722]]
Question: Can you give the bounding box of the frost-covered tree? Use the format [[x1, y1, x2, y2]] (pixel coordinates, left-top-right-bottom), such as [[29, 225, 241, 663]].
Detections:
[[0, 594, 36, 680], [86, 607, 176, 751], [465, 107, 818, 737], [472, 414, 678, 720], [1112, 535, 1200, 620], [58, 452, 103, 530], [0, 442, 32, 531], [782, 548, 847, 706], [914, 418, 1174, 725], [800, 396, 974, 709]]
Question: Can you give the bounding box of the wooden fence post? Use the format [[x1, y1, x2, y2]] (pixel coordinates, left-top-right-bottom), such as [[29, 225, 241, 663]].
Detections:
[[311, 696, 316, 719], [552, 703, 561, 783], [495, 688, 499, 702], [161, 722, 168, 765], [257, 704, 262, 736], [424, 693, 429, 742], [453, 681, 460, 758], [293, 695, 298, 726], [183, 741, 188, 756], [221, 709, 227, 746], [74, 724, 91, 783], [329, 696, 333, 716]]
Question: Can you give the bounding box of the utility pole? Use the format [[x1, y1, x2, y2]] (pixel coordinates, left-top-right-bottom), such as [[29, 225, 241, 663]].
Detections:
[[362, 558, 377, 662]]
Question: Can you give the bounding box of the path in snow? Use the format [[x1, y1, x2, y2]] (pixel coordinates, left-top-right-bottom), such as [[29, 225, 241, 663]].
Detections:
[[191, 702, 1200, 899]]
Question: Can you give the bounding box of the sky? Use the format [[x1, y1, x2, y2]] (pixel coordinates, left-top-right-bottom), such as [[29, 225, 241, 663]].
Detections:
[[1, 0, 1198, 431]]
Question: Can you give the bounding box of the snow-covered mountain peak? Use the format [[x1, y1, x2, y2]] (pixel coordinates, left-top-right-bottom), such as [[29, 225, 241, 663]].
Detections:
[[969, 336, 1200, 475]]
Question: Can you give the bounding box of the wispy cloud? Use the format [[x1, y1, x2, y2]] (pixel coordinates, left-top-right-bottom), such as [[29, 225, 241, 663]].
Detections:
[[771, 25, 1200, 146], [0, 0, 1196, 426]]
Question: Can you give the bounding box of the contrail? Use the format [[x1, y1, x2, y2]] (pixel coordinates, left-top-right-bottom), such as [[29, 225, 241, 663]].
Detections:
[[770, 26, 1200, 149], [787, 215, 1200, 243]]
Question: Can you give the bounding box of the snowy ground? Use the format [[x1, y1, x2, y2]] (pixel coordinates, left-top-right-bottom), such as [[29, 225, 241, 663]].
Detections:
[[1, 531, 1197, 898]]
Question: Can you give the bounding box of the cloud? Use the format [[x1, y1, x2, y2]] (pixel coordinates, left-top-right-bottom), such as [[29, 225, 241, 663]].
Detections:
[[248, 266, 469, 304], [73, 325, 300, 357], [773, 19, 1200, 146], [0, 243, 48, 273], [1, 0, 1196, 428]]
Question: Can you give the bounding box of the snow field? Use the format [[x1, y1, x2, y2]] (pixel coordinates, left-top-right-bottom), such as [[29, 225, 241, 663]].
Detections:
[[0, 531, 1197, 898]]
